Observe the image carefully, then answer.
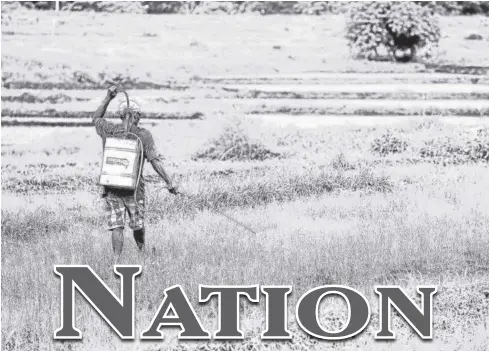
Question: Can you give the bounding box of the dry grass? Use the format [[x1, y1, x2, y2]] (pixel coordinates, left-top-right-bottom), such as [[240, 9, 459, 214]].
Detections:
[[2, 168, 489, 350], [2, 119, 489, 350]]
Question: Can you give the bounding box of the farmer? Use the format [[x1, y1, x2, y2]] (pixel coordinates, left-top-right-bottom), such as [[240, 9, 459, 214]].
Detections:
[[92, 85, 178, 259]]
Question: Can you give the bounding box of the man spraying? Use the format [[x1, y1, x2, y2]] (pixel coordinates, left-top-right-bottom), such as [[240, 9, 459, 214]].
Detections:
[[92, 86, 178, 260]]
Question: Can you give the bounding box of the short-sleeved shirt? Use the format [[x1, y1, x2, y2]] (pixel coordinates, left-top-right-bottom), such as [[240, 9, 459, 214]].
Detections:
[[94, 118, 160, 196]]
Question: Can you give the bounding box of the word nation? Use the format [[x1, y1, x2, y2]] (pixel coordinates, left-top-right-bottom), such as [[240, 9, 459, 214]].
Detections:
[[54, 265, 437, 341]]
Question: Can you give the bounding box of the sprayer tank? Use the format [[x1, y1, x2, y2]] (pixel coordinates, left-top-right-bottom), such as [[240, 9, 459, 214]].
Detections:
[[99, 137, 142, 190]]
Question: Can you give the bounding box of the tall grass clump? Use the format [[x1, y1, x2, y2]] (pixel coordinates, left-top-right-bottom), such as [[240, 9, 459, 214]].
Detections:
[[420, 127, 489, 164], [193, 118, 282, 161], [330, 153, 356, 171], [371, 131, 409, 156]]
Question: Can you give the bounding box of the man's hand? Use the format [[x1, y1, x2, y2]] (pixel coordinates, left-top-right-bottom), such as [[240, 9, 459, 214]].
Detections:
[[168, 185, 179, 195], [107, 85, 118, 100], [93, 86, 117, 124], [150, 158, 178, 195]]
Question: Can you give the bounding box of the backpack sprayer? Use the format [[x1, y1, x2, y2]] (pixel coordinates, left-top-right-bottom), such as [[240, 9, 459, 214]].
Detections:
[[99, 89, 144, 192], [98, 88, 257, 235]]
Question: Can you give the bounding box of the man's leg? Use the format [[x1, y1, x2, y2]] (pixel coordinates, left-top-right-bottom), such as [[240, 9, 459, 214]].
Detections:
[[105, 193, 126, 260], [111, 227, 124, 259], [128, 183, 146, 252], [133, 227, 145, 251]]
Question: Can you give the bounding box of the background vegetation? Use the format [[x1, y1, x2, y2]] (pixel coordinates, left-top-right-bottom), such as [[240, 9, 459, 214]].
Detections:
[[4, 1, 489, 15], [346, 2, 441, 61]]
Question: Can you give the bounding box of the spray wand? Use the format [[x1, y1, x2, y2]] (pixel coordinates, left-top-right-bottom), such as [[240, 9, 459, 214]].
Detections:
[[114, 87, 257, 236], [175, 191, 257, 235]]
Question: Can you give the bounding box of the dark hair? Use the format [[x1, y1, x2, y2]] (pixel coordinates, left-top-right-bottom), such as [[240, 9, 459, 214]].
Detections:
[[119, 107, 142, 125]]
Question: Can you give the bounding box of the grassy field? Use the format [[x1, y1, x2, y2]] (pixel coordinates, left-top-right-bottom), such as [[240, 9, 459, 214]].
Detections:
[[2, 118, 489, 351], [2, 8, 489, 351]]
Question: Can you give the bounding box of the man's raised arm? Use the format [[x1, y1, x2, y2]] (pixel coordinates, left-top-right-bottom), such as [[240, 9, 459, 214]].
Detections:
[[93, 86, 118, 133]]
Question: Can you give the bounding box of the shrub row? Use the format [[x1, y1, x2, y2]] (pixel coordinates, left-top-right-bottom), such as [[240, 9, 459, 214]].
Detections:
[[371, 128, 489, 164], [419, 128, 489, 165], [6, 1, 489, 15]]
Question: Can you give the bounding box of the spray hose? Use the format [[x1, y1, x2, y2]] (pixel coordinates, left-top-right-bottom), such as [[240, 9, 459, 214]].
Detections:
[[176, 191, 257, 235], [114, 87, 145, 213]]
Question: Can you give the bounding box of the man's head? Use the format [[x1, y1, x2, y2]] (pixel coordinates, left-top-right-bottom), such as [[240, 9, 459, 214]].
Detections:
[[118, 101, 142, 129]]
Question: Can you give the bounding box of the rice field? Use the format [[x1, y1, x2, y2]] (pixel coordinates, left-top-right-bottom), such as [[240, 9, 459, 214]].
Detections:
[[1, 8, 489, 351]]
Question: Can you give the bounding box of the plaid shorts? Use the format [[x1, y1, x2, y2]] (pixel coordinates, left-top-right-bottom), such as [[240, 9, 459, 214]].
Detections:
[[104, 183, 145, 230]]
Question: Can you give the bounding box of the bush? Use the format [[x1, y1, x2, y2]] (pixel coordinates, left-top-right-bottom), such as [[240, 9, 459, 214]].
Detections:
[[10, 1, 146, 13], [458, 1, 489, 15], [142, 1, 197, 14], [330, 153, 356, 170], [417, 1, 489, 15], [420, 128, 489, 165], [465, 33, 484, 41], [91, 2, 146, 13], [371, 132, 409, 156], [193, 119, 282, 162], [346, 2, 441, 62]]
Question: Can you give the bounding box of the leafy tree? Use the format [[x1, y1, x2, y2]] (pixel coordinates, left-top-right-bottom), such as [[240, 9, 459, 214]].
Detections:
[[346, 2, 441, 62]]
